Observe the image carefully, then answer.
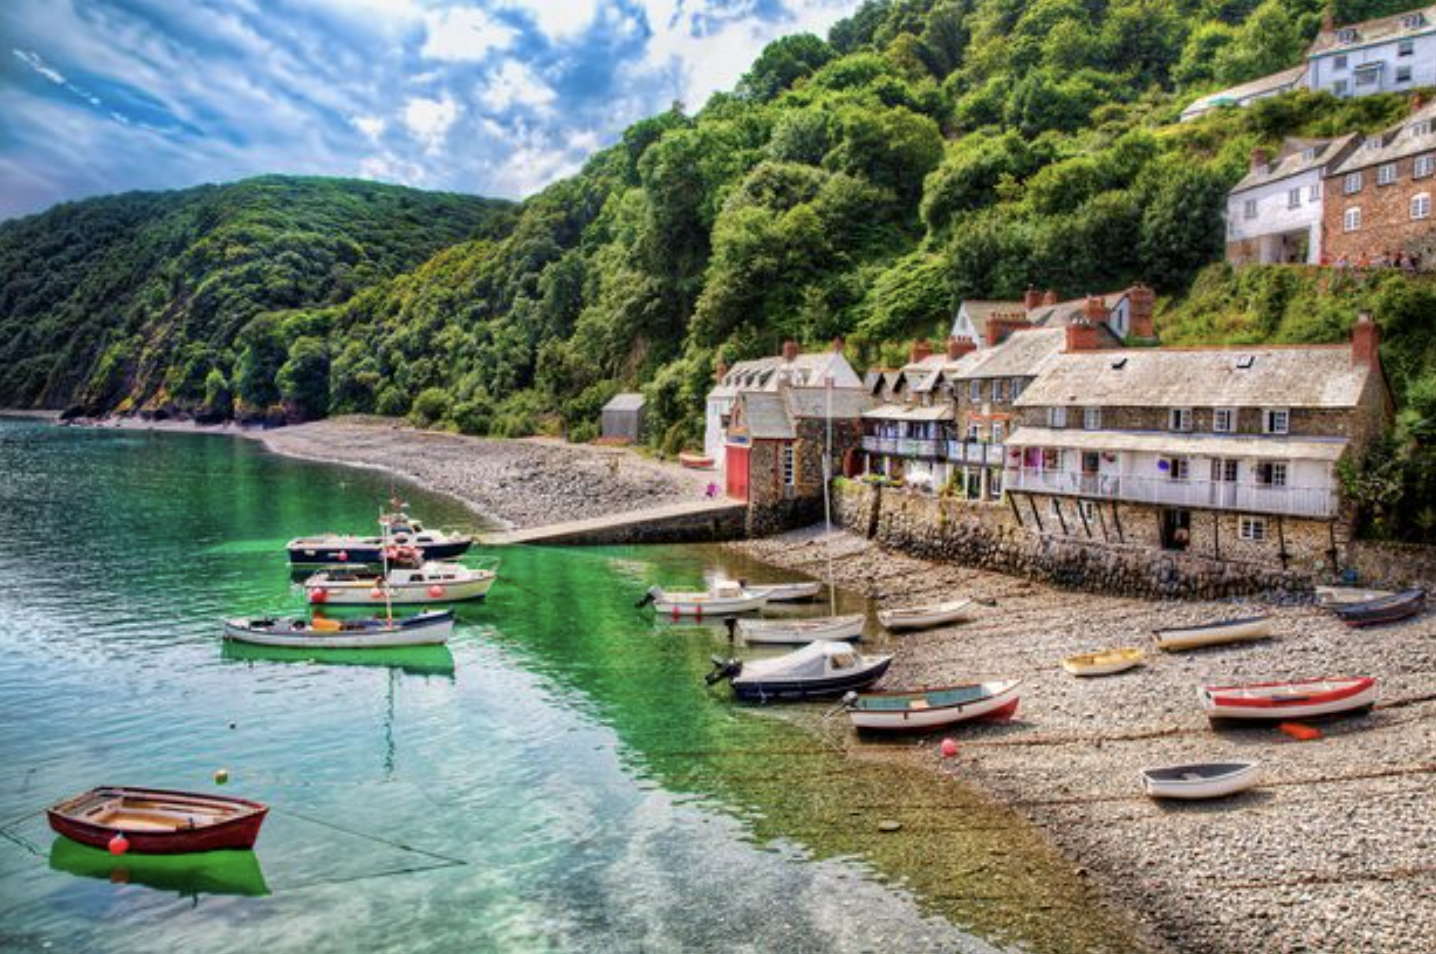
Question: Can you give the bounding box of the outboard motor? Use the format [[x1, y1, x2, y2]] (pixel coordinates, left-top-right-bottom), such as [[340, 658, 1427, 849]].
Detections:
[[705, 655, 743, 685], [634, 587, 657, 609], [840, 690, 859, 710], [723, 617, 738, 642]]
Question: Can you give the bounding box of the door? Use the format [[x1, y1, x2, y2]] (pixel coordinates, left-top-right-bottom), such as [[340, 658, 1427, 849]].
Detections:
[[725, 444, 750, 502], [1160, 508, 1191, 551]]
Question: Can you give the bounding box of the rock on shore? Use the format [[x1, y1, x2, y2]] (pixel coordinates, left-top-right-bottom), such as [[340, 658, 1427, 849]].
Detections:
[[730, 526, 1435, 954]]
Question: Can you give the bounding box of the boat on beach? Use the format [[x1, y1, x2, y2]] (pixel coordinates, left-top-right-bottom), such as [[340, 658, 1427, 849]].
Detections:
[[222, 610, 454, 648], [706, 640, 892, 701], [1315, 585, 1392, 606], [639, 580, 768, 617], [678, 452, 715, 470], [743, 580, 822, 603], [1328, 588, 1424, 627], [47, 787, 268, 854], [877, 598, 976, 632], [1153, 615, 1272, 651], [305, 558, 498, 605], [286, 511, 472, 566], [1140, 762, 1260, 800], [1200, 676, 1378, 720], [734, 613, 864, 645], [844, 679, 1021, 731], [1062, 648, 1144, 677]]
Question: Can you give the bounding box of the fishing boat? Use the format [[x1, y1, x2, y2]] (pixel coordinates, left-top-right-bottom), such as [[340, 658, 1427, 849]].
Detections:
[[734, 613, 865, 645], [49, 837, 270, 897], [877, 598, 976, 632], [286, 511, 472, 566], [678, 452, 715, 470], [305, 558, 497, 605], [1328, 588, 1425, 627], [47, 787, 268, 854], [743, 580, 823, 603], [706, 640, 892, 701], [638, 580, 767, 617], [844, 679, 1021, 731], [1140, 762, 1259, 800], [1200, 676, 1378, 720], [1062, 648, 1144, 677], [1153, 614, 1272, 651], [222, 610, 453, 648]]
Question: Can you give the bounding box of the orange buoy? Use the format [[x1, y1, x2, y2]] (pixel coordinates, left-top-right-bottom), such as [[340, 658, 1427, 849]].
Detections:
[[108, 833, 130, 856], [1279, 722, 1322, 741]]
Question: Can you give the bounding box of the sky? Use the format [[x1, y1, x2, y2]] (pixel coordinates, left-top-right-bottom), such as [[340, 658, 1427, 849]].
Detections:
[[0, 0, 859, 220]]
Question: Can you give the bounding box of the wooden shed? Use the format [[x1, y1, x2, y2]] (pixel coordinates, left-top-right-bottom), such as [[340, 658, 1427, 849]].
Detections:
[[601, 393, 646, 443]]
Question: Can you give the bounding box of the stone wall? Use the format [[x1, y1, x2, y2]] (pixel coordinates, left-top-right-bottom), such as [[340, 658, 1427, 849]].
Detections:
[[1347, 539, 1436, 590], [1323, 154, 1435, 262]]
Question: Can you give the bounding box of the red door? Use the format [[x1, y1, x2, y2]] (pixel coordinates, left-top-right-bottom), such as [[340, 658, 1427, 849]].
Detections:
[[726, 444, 750, 502]]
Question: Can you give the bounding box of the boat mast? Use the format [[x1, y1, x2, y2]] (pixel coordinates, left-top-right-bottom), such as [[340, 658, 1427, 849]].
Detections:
[[380, 507, 394, 626], [824, 373, 836, 616]]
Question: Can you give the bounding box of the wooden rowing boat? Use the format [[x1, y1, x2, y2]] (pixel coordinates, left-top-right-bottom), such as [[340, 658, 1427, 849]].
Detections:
[[744, 581, 822, 603], [1328, 588, 1424, 628], [47, 787, 268, 854], [222, 610, 454, 648], [1153, 614, 1272, 651], [678, 452, 715, 470], [1315, 585, 1391, 606], [844, 679, 1021, 731], [1141, 762, 1259, 800], [877, 598, 975, 632], [640, 581, 767, 617], [1061, 648, 1144, 677], [736, 614, 864, 645], [1200, 676, 1378, 720]]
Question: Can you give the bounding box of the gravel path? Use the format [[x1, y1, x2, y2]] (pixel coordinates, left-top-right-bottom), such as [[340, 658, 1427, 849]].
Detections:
[[729, 526, 1436, 954]]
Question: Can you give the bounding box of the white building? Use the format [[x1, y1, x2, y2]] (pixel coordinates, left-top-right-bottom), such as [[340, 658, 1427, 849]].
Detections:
[[704, 341, 861, 464], [1225, 135, 1361, 265], [1307, 7, 1436, 98], [952, 285, 1153, 347], [1180, 66, 1307, 123]]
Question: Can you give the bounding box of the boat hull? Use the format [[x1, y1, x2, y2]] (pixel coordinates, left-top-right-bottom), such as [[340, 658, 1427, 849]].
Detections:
[[286, 540, 472, 566], [46, 788, 267, 854], [1201, 677, 1378, 720], [1154, 615, 1272, 651], [1141, 763, 1259, 800], [1331, 589, 1424, 628], [732, 657, 892, 701], [1062, 649, 1144, 677], [747, 582, 822, 603], [222, 614, 453, 648], [878, 601, 974, 632], [738, 614, 864, 645], [848, 683, 1021, 731], [307, 575, 493, 605], [653, 595, 768, 617]]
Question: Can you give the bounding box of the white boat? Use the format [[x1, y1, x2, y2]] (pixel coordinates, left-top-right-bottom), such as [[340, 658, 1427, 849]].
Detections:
[[1153, 614, 1272, 651], [735, 614, 865, 645], [640, 580, 768, 617], [305, 559, 498, 605], [1200, 676, 1378, 720], [845, 679, 1021, 731], [743, 581, 822, 603], [1062, 648, 1144, 677], [1140, 762, 1259, 800], [222, 611, 454, 648], [878, 599, 975, 632], [707, 641, 893, 701]]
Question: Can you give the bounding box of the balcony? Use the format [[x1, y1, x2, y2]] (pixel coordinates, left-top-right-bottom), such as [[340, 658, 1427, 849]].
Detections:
[[898, 437, 940, 458], [1003, 468, 1337, 519], [945, 441, 1002, 465]]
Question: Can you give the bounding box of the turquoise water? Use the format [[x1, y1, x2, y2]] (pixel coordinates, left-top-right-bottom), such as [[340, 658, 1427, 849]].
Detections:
[[0, 419, 1135, 954]]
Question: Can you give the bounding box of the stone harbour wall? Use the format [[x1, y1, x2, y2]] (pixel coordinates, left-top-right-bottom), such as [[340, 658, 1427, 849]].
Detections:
[[1347, 539, 1436, 590]]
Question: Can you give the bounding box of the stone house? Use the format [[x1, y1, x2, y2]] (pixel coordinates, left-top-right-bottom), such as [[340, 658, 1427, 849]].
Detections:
[[1306, 6, 1436, 99], [952, 284, 1156, 347], [1225, 136, 1361, 266], [1322, 99, 1436, 262], [1001, 316, 1391, 573], [859, 338, 968, 492], [703, 340, 860, 465]]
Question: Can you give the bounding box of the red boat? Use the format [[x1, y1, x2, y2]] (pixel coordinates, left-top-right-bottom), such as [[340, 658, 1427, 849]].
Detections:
[[678, 452, 715, 470], [1200, 676, 1378, 720], [47, 787, 268, 855]]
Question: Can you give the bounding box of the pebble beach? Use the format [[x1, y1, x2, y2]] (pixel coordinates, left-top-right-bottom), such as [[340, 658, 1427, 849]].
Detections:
[[730, 526, 1435, 954]]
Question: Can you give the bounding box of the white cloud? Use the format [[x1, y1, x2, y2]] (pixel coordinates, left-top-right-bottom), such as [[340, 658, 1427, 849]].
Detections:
[[503, 0, 599, 42], [420, 7, 517, 63], [13, 48, 67, 85], [402, 94, 459, 152], [351, 114, 387, 141], [478, 60, 556, 112]]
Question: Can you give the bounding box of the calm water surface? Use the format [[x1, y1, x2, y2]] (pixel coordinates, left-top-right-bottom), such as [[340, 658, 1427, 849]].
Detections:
[[0, 419, 1136, 954]]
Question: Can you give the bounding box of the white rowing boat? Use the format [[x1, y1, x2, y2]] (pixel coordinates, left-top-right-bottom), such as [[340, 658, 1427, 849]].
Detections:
[[1153, 614, 1272, 651], [877, 599, 975, 632], [744, 581, 822, 603], [222, 610, 454, 648], [641, 581, 767, 617], [1200, 676, 1378, 720], [1141, 762, 1259, 800], [1315, 585, 1391, 606], [844, 679, 1021, 731], [736, 614, 864, 645]]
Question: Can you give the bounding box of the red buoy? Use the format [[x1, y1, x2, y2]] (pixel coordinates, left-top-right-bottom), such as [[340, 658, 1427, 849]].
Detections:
[[428, 584, 444, 598], [940, 738, 959, 758], [337, 550, 349, 562], [108, 833, 130, 856], [370, 588, 385, 600], [311, 588, 328, 604]]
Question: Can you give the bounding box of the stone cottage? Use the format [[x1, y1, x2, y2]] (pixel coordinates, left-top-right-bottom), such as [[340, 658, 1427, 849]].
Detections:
[[1323, 98, 1436, 262], [952, 284, 1156, 347]]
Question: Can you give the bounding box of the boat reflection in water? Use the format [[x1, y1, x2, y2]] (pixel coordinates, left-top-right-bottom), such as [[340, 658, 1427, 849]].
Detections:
[[220, 639, 456, 677], [48, 837, 269, 899]]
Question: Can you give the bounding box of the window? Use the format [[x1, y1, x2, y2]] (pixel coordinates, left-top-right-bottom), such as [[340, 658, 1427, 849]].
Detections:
[[1081, 451, 1100, 474], [1401, 13, 1424, 29], [1263, 408, 1290, 434], [1212, 459, 1239, 482], [970, 380, 982, 401], [1413, 122, 1432, 139], [1335, 79, 1349, 96], [1213, 408, 1235, 433], [782, 444, 796, 486], [1168, 408, 1193, 432], [1163, 457, 1190, 481], [1288, 187, 1302, 208], [967, 422, 981, 441], [1239, 516, 1269, 542], [1309, 182, 1321, 202], [1048, 406, 1067, 428], [1084, 407, 1102, 430], [992, 379, 1006, 402], [1344, 171, 1363, 194], [1010, 378, 1025, 399], [1336, 28, 1356, 42], [1397, 66, 1413, 84], [989, 469, 1002, 497], [1398, 38, 1415, 56], [1302, 147, 1317, 161], [1334, 55, 1349, 69], [1345, 206, 1362, 232], [1256, 461, 1288, 487], [1414, 193, 1432, 220], [991, 422, 1005, 444], [1356, 68, 1380, 87], [1378, 163, 1398, 186], [1417, 155, 1434, 179], [1243, 198, 1258, 219]]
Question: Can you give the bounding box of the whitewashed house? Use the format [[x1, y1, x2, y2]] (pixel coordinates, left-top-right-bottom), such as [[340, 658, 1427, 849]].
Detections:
[[952, 285, 1155, 346], [1180, 66, 1307, 123], [1225, 135, 1362, 265], [1307, 7, 1436, 98]]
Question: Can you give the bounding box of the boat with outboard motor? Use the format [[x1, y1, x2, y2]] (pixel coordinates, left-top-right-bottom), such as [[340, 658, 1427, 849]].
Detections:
[[222, 610, 453, 648], [286, 509, 472, 567], [1328, 588, 1424, 627], [639, 580, 768, 617], [305, 557, 497, 605], [706, 640, 892, 701]]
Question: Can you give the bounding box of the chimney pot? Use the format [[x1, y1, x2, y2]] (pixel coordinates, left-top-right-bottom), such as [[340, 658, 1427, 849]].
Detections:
[[782, 339, 799, 362], [1084, 294, 1108, 324], [1127, 282, 1157, 340], [1352, 312, 1381, 369], [909, 338, 933, 364], [1043, 289, 1058, 306], [946, 335, 976, 360], [1023, 286, 1042, 310], [1250, 147, 1271, 172]]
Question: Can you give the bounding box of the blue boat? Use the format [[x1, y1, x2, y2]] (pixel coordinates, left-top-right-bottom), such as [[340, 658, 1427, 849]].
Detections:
[[286, 511, 472, 566], [707, 641, 892, 702]]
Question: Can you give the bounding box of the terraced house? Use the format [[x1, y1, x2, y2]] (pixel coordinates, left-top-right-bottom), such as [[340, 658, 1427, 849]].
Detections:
[[1323, 98, 1436, 261], [1000, 316, 1391, 572]]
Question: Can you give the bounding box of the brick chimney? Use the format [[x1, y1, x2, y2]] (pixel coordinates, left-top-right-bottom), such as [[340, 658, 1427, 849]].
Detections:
[[1250, 147, 1271, 172], [1083, 294, 1108, 324], [782, 339, 799, 362], [987, 313, 1033, 346], [1127, 283, 1156, 340], [714, 356, 728, 382], [1024, 286, 1042, 310], [1413, 91, 1427, 113], [1352, 312, 1381, 369], [830, 336, 845, 353], [1065, 314, 1105, 353], [1043, 289, 1058, 306], [909, 338, 933, 363], [946, 335, 976, 360], [1322, 8, 1334, 31]]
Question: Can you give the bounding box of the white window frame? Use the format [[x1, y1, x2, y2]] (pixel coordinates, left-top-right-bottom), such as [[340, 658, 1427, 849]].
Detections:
[[1417, 155, 1435, 179], [1048, 406, 1067, 428], [1212, 458, 1239, 483], [1263, 408, 1290, 434], [1398, 38, 1415, 56], [1378, 163, 1398, 186], [1413, 193, 1431, 220], [991, 421, 1005, 444], [1163, 457, 1191, 482], [1344, 171, 1363, 194], [1238, 516, 1268, 542], [970, 380, 981, 401], [1213, 408, 1235, 433], [1168, 407, 1193, 432], [967, 422, 981, 441], [1308, 182, 1321, 202], [782, 443, 796, 487], [992, 379, 1006, 402], [1287, 187, 1301, 209], [1397, 65, 1413, 84], [1256, 461, 1289, 487], [1083, 407, 1102, 431], [1078, 500, 1097, 524], [1344, 207, 1362, 232], [1243, 198, 1258, 219], [1411, 122, 1432, 139]]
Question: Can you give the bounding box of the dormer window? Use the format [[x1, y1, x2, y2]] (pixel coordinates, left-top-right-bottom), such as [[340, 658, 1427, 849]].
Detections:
[[1364, 138, 1382, 151], [1336, 28, 1357, 42], [1302, 147, 1317, 161], [1401, 13, 1424, 29], [1411, 121, 1431, 138]]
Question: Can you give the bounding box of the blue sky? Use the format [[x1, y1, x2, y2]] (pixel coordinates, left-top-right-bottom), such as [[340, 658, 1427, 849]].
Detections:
[[0, 0, 858, 220]]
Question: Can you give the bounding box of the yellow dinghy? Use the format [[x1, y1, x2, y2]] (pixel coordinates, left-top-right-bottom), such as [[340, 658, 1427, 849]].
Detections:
[[1061, 647, 1144, 677]]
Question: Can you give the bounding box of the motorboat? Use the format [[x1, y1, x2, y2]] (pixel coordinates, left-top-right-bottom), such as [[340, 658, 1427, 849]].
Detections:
[[639, 580, 767, 617], [706, 641, 892, 701], [743, 581, 822, 603], [47, 787, 268, 854], [734, 614, 864, 645], [1140, 762, 1259, 800], [844, 679, 1021, 731], [1062, 648, 1144, 676], [305, 558, 497, 605], [1153, 615, 1272, 651], [877, 598, 976, 632], [286, 511, 472, 566], [1328, 589, 1424, 627], [1200, 676, 1378, 720], [222, 610, 454, 648]]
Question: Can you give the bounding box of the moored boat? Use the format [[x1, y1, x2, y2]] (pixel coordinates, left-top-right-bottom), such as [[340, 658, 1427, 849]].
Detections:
[[639, 580, 767, 617], [1062, 648, 1144, 677], [286, 511, 472, 566], [735, 613, 864, 645], [47, 787, 268, 854], [678, 452, 715, 470], [1329, 588, 1424, 628], [1315, 585, 1392, 606], [222, 610, 454, 648], [306, 558, 498, 605], [844, 679, 1021, 731], [1140, 762, 1259, 800], [877, 598, 976, 632], [1153, 615, 1272, 651], [706, 640, 892, 701], [1200, 676, 1378, 720], [743, 580, 822, 603]]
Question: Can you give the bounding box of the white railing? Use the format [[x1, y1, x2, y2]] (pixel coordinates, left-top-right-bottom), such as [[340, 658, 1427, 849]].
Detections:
[[1003, 468, 1337, 518], [862, 436, 898, 454], [945, 441, 1001, 465], [898, 438, 940, 458]]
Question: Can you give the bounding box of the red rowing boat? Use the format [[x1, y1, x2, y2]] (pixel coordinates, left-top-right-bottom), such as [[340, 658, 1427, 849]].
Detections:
[[1200, 676, 1378, 720], [678, 452, 715, 470], [47, 787, 268, 854]]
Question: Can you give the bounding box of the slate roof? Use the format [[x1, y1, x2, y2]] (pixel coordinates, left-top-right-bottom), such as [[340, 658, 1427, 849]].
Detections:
[[603, 392, 646, 412], [1005, 427, 1350, 461], [1330, 101, 1436, 173], [785, 386, 873, 420], [1307, 6, 1436, 56], [1014, 345, 1372, 409], [734, 386, 873, 440], [1232, 134, 1361, 191], [737, 392, 796, 439], [1180, 66, 1307, 118], [709, 350, 859, 399], [952, 328, 1068, 380]]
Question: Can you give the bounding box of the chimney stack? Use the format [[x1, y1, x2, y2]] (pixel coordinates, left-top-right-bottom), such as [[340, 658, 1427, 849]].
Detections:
[[1250, 147, 1271, 172], [1413, 91, 1427, 113], [1043, 289, 1058, 306], [1024, 286, 1042, 310], [1065, 314, 1105, 353], [1083, 294, 1108, 324], [988, 313, 1033, 346], [830, 336, 845, 353], [1127, 283, 1157, 340], [946, 335, 976, 360], [1352, 313, 1381, 369], [782, 339, 799, 363], [909, 338, 933, 364]]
